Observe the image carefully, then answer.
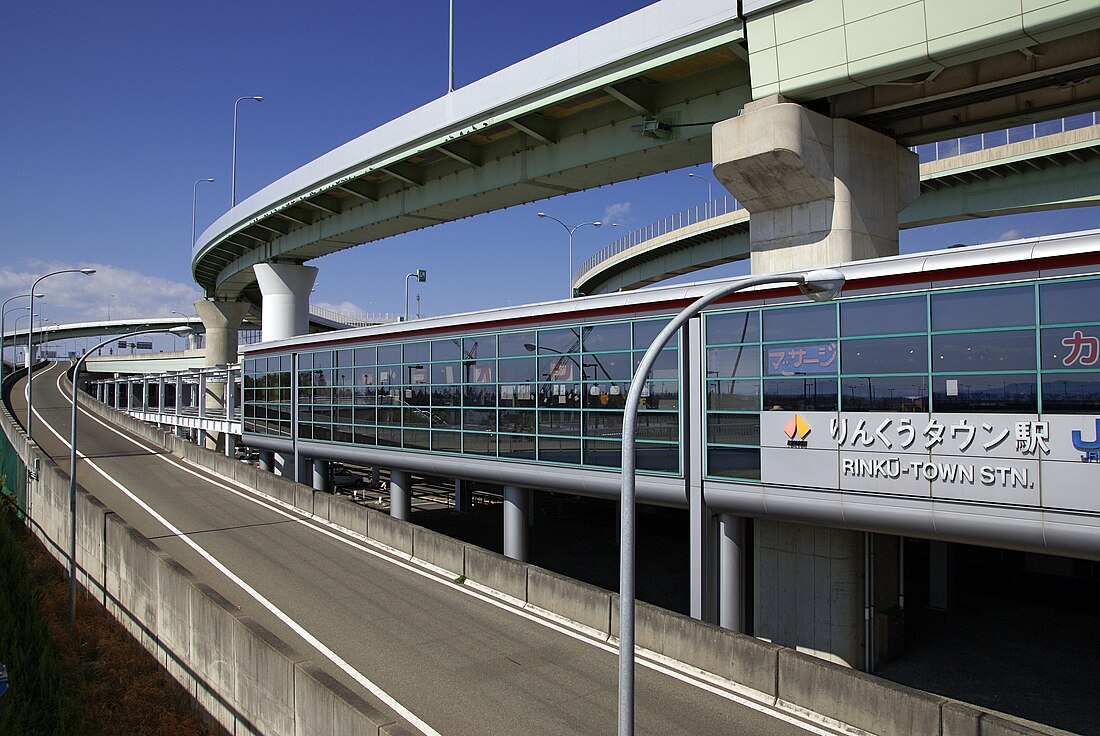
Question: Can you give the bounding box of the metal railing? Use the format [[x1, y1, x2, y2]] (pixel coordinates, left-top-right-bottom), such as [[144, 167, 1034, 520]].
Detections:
[[308, 305, 400, 327], [574, 111, 1100, 286]]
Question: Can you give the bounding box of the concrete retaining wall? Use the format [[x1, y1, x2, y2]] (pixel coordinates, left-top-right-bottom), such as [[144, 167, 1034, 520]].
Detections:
[[58, 384, 1065, 736]]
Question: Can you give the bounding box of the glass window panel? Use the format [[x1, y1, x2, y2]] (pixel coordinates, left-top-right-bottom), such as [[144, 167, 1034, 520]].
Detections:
[[403, 429, 431, 450], [404, 365, 428, 385], [354, 406, 376, 425], [404, 406, 431, 428], [706, 310, 759, 345], [937, 137, 960, 158], [636, 413, 678, 442], [463, 432, 496, 456], [279, 355, 292, 372], [842, 296, 926, 337], [432, 339, 462, 362], [498, 331, 536, 357], [583, 322, 631, 351], [763, 378, 838, 411], [432, 386, 461, 406], [377, 427, 401, 447], [707, 380, 759, 411], [499, 409, 535, 434], [842, 336, 927, 374], [932, 286, 1034, 331], [378, 345, 401, 364], [335, 407, 353, 425], [707, 414, 760, 446], [637, 443, 678, 474], [354, 346, 375, 366], [1041, 327, 1100, 370], [914, 142, 937, 164], [584, 439, 621, 469], [582, 384, 626, 409], [432, 430, 461, 453], [378, 407, 401, 427], [538, 436, 580, 465], [707, 447, 760, 480], [405, 386, 430, 407], [465, 360, 495, 384], [299, 423, 314, 440], [498, 357, 537, 382], [840, 376, 928, 412], [1008, 124, 1035, 143], [583, 411, 625, 439], [313, 351, 333, 369], [640, 381, 679, 410], [463, 384, 496, 407], [540, 410, 581, 436], [587, 353, 632, 381], [432, 362, 461, 384], [355, 367, 375, 386], [633, 318, 676, 348], [403, 341, 429, 364], [299, 352, 314, 370], [335, 349, 353, 367], [353, 425, 376, 445], [499, 434, 537, 459], [333, 426, 353, 444], [707, 345, 760, 378], [463, 409, 496, 431], [538, 354, 582, 381], [765, 342, 839, 376], [1041, 373, 1100, 413], [933, 330, 1035, 372], [433, 408, 461, 429], [313, 424, 333, 442], [466, 335, 494, 359], [354, 386, 376, 405], [1040, 279, 1100, 326], [982, 129, 1007, 148], [539, 382, 581, 408], [538, 327, 582, 353], [763, 303, 836, 341], [959, 134, 983, 154], [634, 349, 678, 379], [499, 383, 536, 408], [932, 374, 1037, 413]]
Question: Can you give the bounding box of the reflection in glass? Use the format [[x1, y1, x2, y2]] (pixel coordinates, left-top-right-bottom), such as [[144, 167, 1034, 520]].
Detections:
[[932, 374, 1037, 412], [842, 336, 927, 374], [932, 286, 1034, 331], [763, 303, 836, 341], [706, 310, 759, 345], [840, 376, 927, 411], [842, 296, 926, 337], [1041, 373, 1100, 413], [1040, 279, 1100, 326], [763, 378, 838, 411], [933, 331, 1035, 372], [707, 380, 759, 411], [707, 447, 760, 480]]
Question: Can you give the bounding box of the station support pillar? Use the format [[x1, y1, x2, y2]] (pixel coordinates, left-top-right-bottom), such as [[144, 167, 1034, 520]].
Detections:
[[312, 458, 329, 493], [454, 479, 472, 512], [712, 96, 919, 275], [194, 299, 250, 452], [389, 469, 411, 521], [503, 485, 531, 562], [253, 262, 318, 342], [718, 514, 745, 633], [258, 450, 274, 473]]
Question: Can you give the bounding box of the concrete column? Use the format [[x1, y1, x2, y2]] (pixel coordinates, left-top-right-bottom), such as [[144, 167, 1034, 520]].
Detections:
[[371, 466, 381, 488], [224, 434, 236, 458], [273, 451, 293, 478], [712, 96, 919, 275], [258, 450, 274, 473], [454, 478, 472, 512], [754, 519, 864, 668], [718, 514, 746, 633], [195, 300, 250, 452], [503, 485, 531, 562], [389, 469, 411, 521], [312, 458, 329, 492], [252, 262, 318, 342]]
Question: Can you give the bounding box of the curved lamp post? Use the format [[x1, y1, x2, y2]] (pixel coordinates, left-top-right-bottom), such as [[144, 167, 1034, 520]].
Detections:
[[27, 268, 95, 440], [231, 96, 264, 206], [68, 325, 193, 624], [1, 293, 41, 385], [616, 267, 846, 736], [687, 172, 713, 219], [537, 213, 601, 299]]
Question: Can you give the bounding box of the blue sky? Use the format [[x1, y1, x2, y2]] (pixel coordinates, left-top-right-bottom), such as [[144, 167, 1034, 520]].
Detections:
[[2, 0, 1098, 350]]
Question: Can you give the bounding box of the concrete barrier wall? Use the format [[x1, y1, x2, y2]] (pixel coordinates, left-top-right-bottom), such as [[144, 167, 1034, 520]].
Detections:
[[61, 387, 1065, 736]]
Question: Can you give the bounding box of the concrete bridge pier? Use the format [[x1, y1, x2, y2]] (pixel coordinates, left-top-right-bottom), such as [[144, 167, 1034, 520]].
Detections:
[[389, 469, 411, 521], [194, 299, 250, 452], [718, 514, 745, 633], [503, 485, 531, 562], [712, 95, 919, 275], [312, 458, 329, 493], [253, 262, 318, 342]]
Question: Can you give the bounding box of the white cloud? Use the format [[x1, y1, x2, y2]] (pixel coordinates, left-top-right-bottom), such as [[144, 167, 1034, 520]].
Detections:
[[998, 229, 1021, 241], [602, 202, 632, 226], [0, 262, 202, 325]]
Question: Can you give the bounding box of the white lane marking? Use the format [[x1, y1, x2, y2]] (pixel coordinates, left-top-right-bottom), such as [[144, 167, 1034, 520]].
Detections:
[[50, 368, 840, 735], [42, 367, 442, 736]]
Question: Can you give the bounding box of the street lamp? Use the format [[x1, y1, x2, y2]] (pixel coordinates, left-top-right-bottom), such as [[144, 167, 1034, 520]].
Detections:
[[231, 96, 264, 206], [688, 172, 713, 219], [27, 268, 95, 441], [192, 177, 215, 247], [537, 213, 601, 299], [1, 293, 42, 385], [404, 269, 427, 321], [615, 268, 845, 736], [107, 294, 114, 321], [68, 325, 193, 624]]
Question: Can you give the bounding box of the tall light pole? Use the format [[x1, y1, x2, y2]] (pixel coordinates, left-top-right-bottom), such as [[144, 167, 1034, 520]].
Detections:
[[687, 172, 713, 218], [192, 177, 215, 247], [615, 268, 845, 736], [27, 268, 96, 441], [231, 96, 264, 207], [404, 269, 427, 321], [1, 293, 41, 384], [68, 325, 193, 624], [537, 212, 601, 299], [107, 294, 114, 321], [448, 0, 455, 93]]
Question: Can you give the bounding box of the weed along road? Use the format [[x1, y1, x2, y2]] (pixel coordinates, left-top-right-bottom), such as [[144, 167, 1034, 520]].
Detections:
[[10, 362, 829, 736]]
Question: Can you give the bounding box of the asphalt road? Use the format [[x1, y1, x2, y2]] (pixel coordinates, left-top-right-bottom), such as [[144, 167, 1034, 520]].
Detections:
[[10, 362, 827, 736]]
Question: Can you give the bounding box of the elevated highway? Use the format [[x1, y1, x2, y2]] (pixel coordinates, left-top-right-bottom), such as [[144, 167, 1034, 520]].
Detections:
[[192, 0, 1100, 309]]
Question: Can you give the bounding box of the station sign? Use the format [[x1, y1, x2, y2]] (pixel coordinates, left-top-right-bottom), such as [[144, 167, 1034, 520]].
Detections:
[[760, 412, 1100, 514]]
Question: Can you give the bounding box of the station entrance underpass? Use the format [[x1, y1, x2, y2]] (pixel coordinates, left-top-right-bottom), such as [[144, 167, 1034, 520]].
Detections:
[[325, 467, 1098, 735]]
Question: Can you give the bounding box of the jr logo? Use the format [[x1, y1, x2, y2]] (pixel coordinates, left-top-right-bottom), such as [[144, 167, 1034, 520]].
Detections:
[[1072, 419, 1100, 451]]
